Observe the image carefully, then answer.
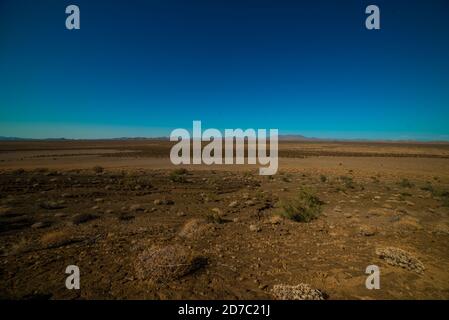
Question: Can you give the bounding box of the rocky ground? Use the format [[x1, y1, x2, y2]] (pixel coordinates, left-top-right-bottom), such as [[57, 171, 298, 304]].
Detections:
[[1, 161, 448, 299]]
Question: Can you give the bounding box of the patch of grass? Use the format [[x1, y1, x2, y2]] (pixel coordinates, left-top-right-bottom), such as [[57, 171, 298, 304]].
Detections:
[[205, 212, 226, 224], [398, 178, 414, 188], [420, 183, 434, 193], [370, 176, 380, 183], [340, 175, 355, 189], [93, 166, 104, 174], [169, 168, 188, 183], [281, 189, 323, 222], [320, 174, 327, 183]]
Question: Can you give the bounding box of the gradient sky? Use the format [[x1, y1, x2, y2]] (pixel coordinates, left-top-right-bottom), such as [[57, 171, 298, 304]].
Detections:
[[0, 0, 448, 140]]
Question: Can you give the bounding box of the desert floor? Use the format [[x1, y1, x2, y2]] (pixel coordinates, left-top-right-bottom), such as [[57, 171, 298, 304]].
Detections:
[[0, 140, 449, 299]]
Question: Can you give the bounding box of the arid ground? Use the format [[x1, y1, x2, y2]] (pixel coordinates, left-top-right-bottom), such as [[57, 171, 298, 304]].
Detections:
[[1, 140, 449, 299]]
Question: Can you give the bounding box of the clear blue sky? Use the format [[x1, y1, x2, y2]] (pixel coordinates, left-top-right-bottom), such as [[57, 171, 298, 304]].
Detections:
[[0, 0, 448, 140]]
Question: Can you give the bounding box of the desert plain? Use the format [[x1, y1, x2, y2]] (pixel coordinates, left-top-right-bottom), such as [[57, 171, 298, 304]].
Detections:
[[0, 139, 449, 299]]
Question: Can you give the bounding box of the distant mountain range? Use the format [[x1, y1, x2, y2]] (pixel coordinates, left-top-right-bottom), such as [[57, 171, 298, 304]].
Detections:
[[0, 135, 448, 143]]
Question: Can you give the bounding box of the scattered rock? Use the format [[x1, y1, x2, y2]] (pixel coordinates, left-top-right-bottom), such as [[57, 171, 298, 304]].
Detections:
[[72, 213, 98, 225], [249, 224, 261, 232], [130, 204, 144, 212], [31, 221, 51, 229], [267, 215, 283, 225], [244, 200, 255, 206], [39, 201, 65, 210], [228, 201, 238, 208], [359, 226, 377, 236]]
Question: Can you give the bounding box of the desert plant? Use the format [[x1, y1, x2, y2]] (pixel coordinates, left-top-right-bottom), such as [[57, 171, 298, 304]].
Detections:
[[281, 189, 323, 222], [398, 178, 413, 188], [339, 175, 355, 189], [173, 168, 188, 175], [93, 165, 104, 174], [205, 212, 225, 224], [169, 172, 187, 183]]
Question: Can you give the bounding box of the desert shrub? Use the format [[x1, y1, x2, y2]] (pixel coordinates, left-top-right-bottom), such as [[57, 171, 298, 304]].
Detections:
[[398, 178, 413, 188], [376, 247, 424, 274], [12, 168, 25, 175], [320, 175, 327, 183], [72, 213, 98, 225], [179, 219, 213, 239], [205, 212, 225, 224], [169, 168, 188, 183], [281, 189, 323, 222], [271, 283, 327, 300], [420, 183, 434, 193], [92, 166, 104, 174], [173, 168, 189, 175], [40, 230, 72, 247], [134, 245, 207, 283], [339, 175, 355, 189]]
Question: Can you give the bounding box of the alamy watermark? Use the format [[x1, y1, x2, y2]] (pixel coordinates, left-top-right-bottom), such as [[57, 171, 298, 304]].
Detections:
[[169, 121, 278, 175]]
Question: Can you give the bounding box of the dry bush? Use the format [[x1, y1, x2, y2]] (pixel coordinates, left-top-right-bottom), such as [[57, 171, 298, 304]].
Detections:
[[376, 247, 424, 274], [169, 169, 188, 183], [271, 283, 327, 300], [134, 245, 207, 283], [40, 230, 73, 247], [178, 219, 213, 239], [398, 178, 414, 188]]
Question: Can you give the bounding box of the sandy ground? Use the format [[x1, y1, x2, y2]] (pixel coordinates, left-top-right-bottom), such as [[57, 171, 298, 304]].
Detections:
[[0, 140, 448, 299]]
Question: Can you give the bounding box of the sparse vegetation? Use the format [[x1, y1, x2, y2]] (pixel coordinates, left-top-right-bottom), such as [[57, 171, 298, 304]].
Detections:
[[320, 174, 327, 183], [169, 168, 188, 183], [398, 178, 414, 188], [134, 245, 207, 283], [93, 165, 104, 174], [205, 212, 226, 224], [340, 175, 355, 189], [281, 189, 323, 222]]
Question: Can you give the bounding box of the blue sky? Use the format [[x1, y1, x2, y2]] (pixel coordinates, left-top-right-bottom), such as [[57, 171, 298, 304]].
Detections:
[[0, 0, 448, 140]]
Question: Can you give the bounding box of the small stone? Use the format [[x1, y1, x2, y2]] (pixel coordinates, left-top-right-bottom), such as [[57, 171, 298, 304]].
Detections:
[[31, 221, 51, 229], [130, 204, 144, 212], [249, 224, 261, 232], [228, 201, 238, 208]]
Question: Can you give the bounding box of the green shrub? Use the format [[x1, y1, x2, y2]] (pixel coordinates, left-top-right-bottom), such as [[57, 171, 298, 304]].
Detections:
[[169, 168, 188, 183], [281, 189, 323, 222], [398, 178, 413, 188]]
